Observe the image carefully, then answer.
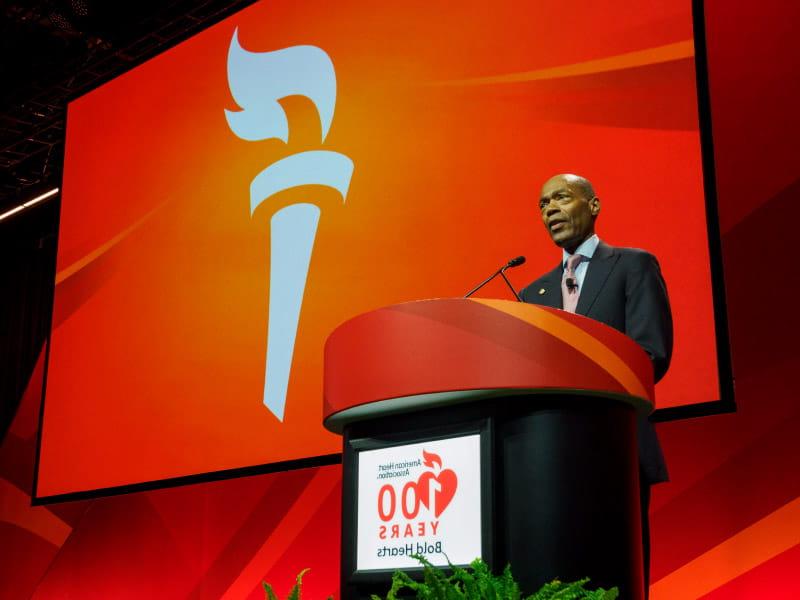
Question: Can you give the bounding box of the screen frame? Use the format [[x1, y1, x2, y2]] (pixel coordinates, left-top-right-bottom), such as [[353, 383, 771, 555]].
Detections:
[[32, 0, 733, 504], [650, 0, 735, 423]]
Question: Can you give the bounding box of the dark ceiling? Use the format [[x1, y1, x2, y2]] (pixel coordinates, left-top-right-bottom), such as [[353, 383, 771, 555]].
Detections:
[[0, 0, 254, 215]]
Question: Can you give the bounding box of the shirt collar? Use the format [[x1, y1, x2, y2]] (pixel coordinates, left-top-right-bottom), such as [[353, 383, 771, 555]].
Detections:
[[562, 234, 600, 268]]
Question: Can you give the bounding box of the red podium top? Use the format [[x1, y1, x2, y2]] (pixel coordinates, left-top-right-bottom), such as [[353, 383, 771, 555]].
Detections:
[[323, 298, 654, 433]]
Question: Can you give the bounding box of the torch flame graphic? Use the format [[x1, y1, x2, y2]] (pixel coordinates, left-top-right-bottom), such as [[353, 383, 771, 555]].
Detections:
[[225, 28, 354, 421]]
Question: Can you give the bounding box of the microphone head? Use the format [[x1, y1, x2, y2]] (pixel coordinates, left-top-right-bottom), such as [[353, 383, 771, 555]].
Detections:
[[506, 255, 526, 268]]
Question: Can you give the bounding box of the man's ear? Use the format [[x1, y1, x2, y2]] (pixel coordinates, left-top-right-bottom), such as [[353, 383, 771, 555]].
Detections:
[[590, 196, 601, 217]]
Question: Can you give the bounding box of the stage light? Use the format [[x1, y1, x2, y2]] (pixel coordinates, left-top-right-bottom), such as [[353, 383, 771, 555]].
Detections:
[[0, 188, 60, 223]]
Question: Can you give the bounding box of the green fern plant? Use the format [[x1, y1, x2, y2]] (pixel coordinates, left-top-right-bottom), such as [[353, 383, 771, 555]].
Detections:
[[264, 556, 618, 600], [369, 554, 619, 600], [262, 568, 334, 600]]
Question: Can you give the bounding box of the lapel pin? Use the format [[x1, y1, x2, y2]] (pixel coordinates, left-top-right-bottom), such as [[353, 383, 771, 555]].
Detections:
[[538, 288, 546, 295]]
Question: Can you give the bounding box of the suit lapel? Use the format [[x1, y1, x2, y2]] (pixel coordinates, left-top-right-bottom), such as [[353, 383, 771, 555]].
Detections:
[[535, 264, 563, 309], [576, 241, 618, 315]]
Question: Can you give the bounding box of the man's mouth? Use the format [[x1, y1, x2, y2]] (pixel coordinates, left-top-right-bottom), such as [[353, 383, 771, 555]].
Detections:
[[549, 219, 567, 232]]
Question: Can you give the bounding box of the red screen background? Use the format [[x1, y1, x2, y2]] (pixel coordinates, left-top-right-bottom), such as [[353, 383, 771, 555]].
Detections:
[[38, 0, 718, 498]]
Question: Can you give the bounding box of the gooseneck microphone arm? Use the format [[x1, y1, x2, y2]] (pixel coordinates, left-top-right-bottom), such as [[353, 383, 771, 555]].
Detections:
[[464, 270, 504, 299], [464, 256, 526, 301], [499, 268, 523, 302]]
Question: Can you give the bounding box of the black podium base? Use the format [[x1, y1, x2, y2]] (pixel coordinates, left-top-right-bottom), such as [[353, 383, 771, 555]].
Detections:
[[499, 398, 643, 598], [340, 394, 643, 600]]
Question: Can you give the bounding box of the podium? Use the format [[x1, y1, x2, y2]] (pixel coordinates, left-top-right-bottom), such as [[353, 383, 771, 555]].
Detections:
[[323, 298, 654, 600]]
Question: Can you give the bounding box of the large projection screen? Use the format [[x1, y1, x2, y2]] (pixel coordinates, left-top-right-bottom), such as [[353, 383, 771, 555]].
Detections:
[[36, 0, 728, 500]]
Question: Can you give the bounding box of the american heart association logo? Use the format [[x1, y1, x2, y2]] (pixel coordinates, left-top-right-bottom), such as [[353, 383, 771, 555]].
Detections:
[[416, 450, 458, 518]]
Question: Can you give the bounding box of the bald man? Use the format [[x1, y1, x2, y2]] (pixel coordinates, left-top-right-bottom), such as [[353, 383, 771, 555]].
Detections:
[[519, 174, 673, 592]]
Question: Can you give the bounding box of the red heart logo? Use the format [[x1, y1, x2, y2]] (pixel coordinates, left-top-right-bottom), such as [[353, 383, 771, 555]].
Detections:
[[417, 469, 458, 517]]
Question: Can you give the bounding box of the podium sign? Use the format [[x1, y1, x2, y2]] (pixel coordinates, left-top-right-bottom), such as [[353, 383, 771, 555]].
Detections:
[[355, 434, 482, 571]]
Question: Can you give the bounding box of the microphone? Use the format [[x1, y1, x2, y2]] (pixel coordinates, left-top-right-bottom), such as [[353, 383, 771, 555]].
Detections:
[[565, 277, 577, 291], [464, 255, 526, 301]]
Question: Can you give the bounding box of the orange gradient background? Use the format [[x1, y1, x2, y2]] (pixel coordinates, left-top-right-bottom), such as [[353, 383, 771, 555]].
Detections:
[[38, 0, 718, 498]]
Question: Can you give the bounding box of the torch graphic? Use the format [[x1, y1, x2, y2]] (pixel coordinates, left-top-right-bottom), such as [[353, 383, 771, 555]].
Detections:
[[225, 29, 354, 421]]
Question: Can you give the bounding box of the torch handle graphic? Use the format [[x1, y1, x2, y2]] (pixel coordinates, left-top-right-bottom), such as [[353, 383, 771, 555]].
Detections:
[[250, 151, 353, 421], [263, 203, 320, 421]]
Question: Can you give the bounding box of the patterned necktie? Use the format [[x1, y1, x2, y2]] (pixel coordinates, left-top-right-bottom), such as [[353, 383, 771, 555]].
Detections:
[[561, 253, 584, 313]]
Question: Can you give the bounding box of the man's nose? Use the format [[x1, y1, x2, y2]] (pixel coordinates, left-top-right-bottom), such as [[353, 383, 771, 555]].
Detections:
[[544, 201, 560, 216]]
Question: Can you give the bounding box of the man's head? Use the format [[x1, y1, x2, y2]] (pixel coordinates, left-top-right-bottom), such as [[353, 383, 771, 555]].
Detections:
[[538, 173, 600, 253]]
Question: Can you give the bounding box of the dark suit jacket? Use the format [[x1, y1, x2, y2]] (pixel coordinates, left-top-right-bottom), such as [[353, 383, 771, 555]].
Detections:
[[519, 241, 672, 484]]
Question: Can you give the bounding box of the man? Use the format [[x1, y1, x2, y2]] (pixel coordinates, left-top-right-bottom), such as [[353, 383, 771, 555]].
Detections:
[[519, 173, 672, 593]]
